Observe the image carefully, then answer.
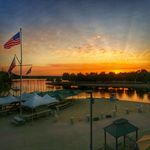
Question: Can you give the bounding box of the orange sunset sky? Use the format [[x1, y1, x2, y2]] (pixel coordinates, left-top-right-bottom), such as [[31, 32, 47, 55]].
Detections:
[[0, 0, 150, 76]]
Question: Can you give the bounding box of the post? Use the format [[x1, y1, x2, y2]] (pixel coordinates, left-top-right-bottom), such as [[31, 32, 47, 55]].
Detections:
[[20, 28, 23, 115], [116, 137, 118, 150], [104, 130, 106, 150], [135, 130, 138, 149], [32, 108, 33, 125], [136, 130, 138, 141], [124, 135, 126, 149], [90, 92, 94, 150]]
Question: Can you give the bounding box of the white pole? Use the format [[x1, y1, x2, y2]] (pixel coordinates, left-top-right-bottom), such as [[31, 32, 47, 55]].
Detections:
[[20, 28, 23, 115]]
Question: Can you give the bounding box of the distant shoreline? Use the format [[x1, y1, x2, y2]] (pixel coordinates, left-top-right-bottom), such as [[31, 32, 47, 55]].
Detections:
[[49, 81, 150, 90]]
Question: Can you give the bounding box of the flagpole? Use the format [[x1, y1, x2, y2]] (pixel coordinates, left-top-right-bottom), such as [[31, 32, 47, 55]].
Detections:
[[20, 28, 23, 115]]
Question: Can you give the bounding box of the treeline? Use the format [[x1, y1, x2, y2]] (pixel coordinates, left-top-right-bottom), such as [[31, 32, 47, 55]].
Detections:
[[62, 69, 150, 83], [0, 71, 11, 96]]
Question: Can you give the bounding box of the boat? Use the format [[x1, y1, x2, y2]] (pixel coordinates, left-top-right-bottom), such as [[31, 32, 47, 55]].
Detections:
[[109, 93, 117, 101]]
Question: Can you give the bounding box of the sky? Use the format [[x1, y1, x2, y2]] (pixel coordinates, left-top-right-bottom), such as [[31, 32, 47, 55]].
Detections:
[[0, 0, 150, 75]]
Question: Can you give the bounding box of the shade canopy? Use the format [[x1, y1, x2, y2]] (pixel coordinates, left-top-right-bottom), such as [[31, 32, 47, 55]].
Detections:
[[104, 118, 138, 138], [0, 96, 19, 106], [51, 93, 64, 101], [137, 135, 150, 150], [22, 94, 43, 108], [21, 93, 36, 101], [22, 93, 59, 108], [42, 94, 59, 103]]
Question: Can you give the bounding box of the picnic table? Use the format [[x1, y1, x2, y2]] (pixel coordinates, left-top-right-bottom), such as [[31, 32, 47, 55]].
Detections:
[[23, 109, 52, 121], [11, 109, 52, 125]]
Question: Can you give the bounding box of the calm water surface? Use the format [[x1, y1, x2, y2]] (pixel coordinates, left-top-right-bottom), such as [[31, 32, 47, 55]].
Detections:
[[12, 79, 150, 103]]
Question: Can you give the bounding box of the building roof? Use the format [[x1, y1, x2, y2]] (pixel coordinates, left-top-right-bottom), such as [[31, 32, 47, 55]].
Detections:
[[104, 118, 138, 138]]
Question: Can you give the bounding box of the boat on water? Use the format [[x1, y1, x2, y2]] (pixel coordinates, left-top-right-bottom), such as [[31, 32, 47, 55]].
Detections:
[[109, 93, 117, 101]]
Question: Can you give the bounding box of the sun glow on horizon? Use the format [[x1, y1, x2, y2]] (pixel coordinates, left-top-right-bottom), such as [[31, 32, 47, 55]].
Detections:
[[113, 70, 121, 74], [2, 62, 150, 76], [0, 0, 150, 76]]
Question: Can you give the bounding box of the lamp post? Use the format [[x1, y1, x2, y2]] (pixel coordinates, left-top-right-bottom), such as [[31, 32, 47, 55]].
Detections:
[[87, 90, 94, 150]]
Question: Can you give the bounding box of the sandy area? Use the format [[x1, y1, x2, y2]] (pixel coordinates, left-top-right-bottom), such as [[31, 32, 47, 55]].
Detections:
[[0, 99, 150, 150]]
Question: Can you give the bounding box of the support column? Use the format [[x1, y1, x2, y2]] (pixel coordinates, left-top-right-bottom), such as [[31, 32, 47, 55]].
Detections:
[[90, 92, 93, 150], [136, 130, 138, 141], [116, 137, 118, 150], [104, 130, 106, 150], [124, 135, 126, 149], [136, 130, 138, 149]]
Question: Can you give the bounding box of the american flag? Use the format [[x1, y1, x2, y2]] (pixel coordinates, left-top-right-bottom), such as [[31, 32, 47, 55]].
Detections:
[[4, 32, 20, 49]]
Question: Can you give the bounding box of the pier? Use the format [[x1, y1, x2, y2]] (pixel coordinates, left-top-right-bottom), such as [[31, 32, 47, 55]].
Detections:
[[48, 81, 150, 90]]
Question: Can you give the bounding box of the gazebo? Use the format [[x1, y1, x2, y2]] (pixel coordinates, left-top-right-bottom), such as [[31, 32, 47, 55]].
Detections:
[[104, 118, 138, 150]]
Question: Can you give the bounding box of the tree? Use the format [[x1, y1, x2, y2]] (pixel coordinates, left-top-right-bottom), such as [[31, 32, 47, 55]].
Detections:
[[62, 73, 70, 80], [76, 73, 85, 81], [0, 71, 11, 96], [70, 73, 76, 81]]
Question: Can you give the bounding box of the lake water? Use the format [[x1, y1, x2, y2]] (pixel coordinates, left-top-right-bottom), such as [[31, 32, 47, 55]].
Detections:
[[11, 79, 63, 96], [12, 79, 150, 103]]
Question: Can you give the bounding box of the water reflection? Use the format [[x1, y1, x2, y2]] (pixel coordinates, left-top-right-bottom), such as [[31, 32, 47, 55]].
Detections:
[[117, 91, 124, 98], [11, 79, 150, 103], [136, 90, 145, 100], [11, 79, 61, 96], [125, 90, 135, 98]]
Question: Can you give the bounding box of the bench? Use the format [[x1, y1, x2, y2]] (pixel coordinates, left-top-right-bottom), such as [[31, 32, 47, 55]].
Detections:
[[56, 101, 73, 110], [0, 108, 16, 116], [11, 116, 26, 126], [35, 109, 52, 118], [11, 109, 52, 125], [0, 102, 20, 116], [22, 109, 52, 121]]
